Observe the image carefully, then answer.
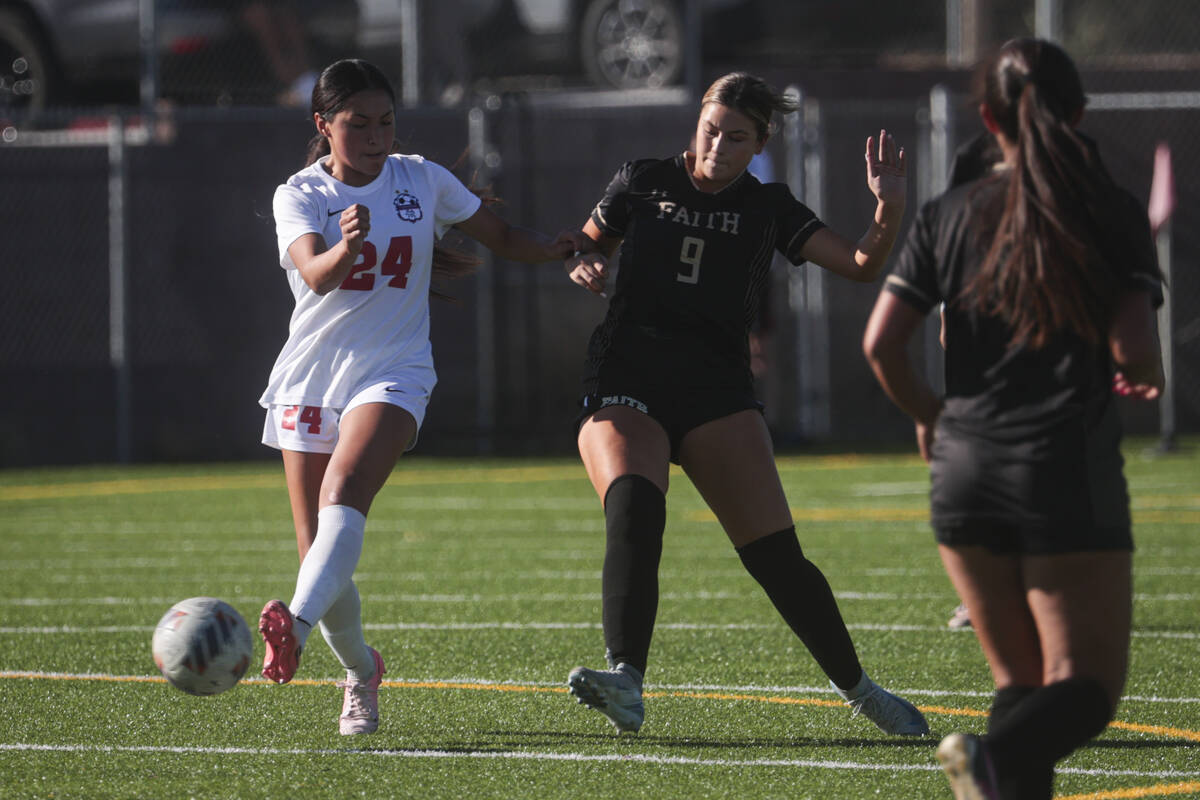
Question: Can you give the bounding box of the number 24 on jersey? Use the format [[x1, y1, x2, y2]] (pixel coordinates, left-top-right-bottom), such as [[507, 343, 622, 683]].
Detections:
[[340, 236, 413, 291]]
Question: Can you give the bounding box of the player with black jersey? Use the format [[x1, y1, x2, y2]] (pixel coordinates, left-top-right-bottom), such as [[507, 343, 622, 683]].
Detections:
[[563, 71, 928, 738], [863, 40, 1163, 799]]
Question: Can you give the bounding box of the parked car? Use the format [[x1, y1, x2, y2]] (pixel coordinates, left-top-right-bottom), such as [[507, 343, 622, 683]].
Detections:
[[463, 0, 756, 90], [0, 0, 759, 113], [0, 0, 356, 112]]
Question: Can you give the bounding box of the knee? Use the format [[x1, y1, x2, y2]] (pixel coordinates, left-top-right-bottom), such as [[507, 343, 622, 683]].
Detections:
[[320, 470, 371, 513], [603, 474, 666, 543]]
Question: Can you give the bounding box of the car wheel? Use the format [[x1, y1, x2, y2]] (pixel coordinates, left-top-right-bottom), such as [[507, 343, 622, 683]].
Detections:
[[580, 0, 683, 90], [0, 9, 56, 113]]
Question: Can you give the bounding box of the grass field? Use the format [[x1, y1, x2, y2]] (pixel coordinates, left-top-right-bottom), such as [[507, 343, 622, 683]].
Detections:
[[1, 441, 1197, 799]]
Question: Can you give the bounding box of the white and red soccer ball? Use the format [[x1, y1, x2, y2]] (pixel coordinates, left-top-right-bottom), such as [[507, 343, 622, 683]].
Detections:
[[152, 597, 253, 696]]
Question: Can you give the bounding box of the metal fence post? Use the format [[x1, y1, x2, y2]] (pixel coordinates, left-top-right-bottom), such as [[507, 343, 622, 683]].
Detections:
[[399, 0, 421, 108], [923, 84, 954, 396], [138, 0, 157, 111], [781, 86, 805, 437], [1035, 0, 1063, 43], [108, 115, 132, 463], [1157, 221, 1176, 450], [469, 102, 495, 453], [799, 95, 830, 439]]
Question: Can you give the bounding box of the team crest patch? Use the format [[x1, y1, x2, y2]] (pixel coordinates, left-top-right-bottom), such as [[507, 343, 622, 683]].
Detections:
[[393, 190, 423, 222]]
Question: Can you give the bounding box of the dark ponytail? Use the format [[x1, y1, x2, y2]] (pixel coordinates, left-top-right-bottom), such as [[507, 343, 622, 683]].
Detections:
[[304, 59, 478, 295], [304, 59, 395, 167], [966, 38, 1143, 348]]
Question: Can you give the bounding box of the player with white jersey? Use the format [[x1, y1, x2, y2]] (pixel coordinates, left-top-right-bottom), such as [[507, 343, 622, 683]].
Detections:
[[262, 151, 478, 437], [256, 59, 583, 736]]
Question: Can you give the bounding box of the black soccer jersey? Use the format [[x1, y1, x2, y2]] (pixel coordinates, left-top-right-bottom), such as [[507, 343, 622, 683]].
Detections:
[[885, 172, 1162, 445], [584, 155, 824, 387]]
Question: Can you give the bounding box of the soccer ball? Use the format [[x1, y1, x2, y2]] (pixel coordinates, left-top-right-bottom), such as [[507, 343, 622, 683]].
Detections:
[[152, 597, 254, 696]]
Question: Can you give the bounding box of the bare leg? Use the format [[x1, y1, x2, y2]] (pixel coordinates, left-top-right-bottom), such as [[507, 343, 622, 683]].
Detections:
[[938, 545, 1043, 689]]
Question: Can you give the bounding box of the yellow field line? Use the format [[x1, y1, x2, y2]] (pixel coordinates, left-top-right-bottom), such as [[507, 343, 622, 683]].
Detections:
[[0, 475, 282, 502], [8, 671, 1196, 742], [683, 509, 1200, 524], [1107, 719, 1200, 743], [1057, 782, 1200, 799], [0, 454, 905, 502], [0, 466, 586, 502], [4, 671, 1198, 797]]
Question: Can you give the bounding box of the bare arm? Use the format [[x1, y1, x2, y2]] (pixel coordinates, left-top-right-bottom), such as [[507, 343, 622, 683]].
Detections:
[[799, 131, 907, 283], [1110, 288, 1164, 399], [454, 205, 583, 263], [287, 204, 371, 295], [863, 290, 942, 460]]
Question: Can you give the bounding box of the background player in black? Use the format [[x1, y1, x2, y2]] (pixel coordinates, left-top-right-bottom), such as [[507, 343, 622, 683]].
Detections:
[[862, 39, 1163, 799], [562, 71, 928, 737]]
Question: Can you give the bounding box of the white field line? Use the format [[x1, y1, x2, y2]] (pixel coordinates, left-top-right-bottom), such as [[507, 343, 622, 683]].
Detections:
[[10, 561, 1200, 581], [0, 621, 1195, 641], [1, 742, 1197, 779], [2, 670, 1198, 706], [0, 591, 965, 606]]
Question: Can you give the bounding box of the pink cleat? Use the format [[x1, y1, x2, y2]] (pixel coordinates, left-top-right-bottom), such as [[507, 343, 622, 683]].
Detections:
[[338, 647, 385, 735], [258, 600, 301, 684]]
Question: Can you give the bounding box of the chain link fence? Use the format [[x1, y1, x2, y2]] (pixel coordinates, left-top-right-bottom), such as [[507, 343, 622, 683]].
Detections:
[[1, 1, 1195, 464]]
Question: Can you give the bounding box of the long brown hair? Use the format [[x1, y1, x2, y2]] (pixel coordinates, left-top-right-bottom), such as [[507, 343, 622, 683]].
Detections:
[[966, 39, 1136, 348], [304, 59, 478, 297], [701, 72, 798, 141]]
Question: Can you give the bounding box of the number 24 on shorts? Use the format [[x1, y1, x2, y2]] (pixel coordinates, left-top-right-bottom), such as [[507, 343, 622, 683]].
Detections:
[[281, 406, 323, 434]]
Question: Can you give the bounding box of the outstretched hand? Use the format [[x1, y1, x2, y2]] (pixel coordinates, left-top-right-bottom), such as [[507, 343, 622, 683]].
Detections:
[[550, 229, 590, 260], [866, 130, 907, 207]]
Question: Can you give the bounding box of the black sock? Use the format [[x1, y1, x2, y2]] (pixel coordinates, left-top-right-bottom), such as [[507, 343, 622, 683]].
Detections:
[[736, 527, 862, 690], [600, 474, 666, 676], [989, 686, 1036, 732], [989, 686, 1051, 800], [985, 677, 1113, 800]]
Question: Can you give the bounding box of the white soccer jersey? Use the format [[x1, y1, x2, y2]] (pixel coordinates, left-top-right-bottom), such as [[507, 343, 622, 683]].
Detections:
[[260, 154, 482, 409]]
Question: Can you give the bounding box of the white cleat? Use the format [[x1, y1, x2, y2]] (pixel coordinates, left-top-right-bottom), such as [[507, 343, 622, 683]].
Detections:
[[937, 733, 1000, 800], [567, 663, 645, 733], [337, 647, 385, 735], [948, 603, 973, 629], [833, 674, 930, 736]]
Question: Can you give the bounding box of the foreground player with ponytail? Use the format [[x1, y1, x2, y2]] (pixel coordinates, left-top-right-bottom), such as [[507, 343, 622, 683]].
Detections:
[[863, 39, 1163, 798], [562, 71, 928, 737], [257, 58, 582, 735]]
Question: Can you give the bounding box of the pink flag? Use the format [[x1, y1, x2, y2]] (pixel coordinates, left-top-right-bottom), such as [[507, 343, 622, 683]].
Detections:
[[1148, 142, 1175, 235]]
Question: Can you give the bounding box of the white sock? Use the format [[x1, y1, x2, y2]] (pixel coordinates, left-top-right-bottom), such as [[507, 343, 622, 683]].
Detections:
[[833, 669, 873, 700], [319, 580, 376, 681], [289, 504, 366, 650]]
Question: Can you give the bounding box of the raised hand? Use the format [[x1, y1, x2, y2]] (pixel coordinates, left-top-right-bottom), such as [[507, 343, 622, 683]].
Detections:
[[866, 130, 907, 207], [340, 204, 370, 257]]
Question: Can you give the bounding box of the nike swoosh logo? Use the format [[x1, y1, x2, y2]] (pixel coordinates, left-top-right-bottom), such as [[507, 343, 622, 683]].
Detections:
[[328, 208, 345, 217]]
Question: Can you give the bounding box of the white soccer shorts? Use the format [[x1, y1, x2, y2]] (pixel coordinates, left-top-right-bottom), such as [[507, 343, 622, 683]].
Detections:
[[261, 371, 435, 455]]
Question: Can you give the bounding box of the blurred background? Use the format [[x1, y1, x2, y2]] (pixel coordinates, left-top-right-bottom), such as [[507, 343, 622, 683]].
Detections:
[[1, 0, 1196, 466]]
